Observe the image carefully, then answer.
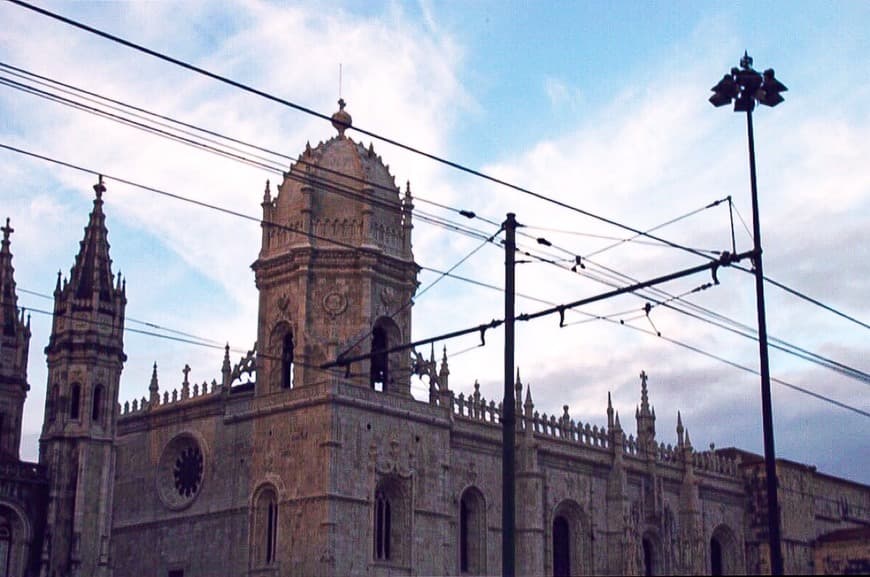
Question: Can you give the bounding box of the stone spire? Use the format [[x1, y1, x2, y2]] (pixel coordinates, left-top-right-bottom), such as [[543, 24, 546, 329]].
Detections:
[[67, 177, 119, 302], [221, 343, 232, 391], [0, 217, 31, 460], [635, 370, 656, 453], [607, 391, 614, 431], [148, 362, 160, 407], [1, 218, 19, 328], [676, 411, 685, 448]]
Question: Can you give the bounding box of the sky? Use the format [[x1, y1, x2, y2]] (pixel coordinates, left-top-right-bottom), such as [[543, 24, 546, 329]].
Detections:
[[1, 0, 867, 484]]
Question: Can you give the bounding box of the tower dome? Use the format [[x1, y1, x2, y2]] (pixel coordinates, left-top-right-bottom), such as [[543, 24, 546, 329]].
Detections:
[[260, 100, 411, 259], [253, 101, 417, 395]]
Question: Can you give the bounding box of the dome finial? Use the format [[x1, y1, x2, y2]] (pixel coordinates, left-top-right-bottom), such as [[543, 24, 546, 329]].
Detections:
[[331, 98, 352, 137]]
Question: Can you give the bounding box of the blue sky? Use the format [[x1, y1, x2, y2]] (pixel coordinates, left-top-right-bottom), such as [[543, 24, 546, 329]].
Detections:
[[1, 0, 867, 484]]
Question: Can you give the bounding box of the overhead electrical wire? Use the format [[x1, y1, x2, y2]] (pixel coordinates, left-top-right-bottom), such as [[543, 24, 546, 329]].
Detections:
[[7, 0, 724, 263], [4, 140, 866, 402], [7, 60, 862, 341], [511, 231, 870, 385], [1, 45, 864, 410]]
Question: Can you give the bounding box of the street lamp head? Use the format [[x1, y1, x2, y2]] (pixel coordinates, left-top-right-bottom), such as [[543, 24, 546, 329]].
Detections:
[[710, 54, 786, 111], [709, 74, 737, 107], [757, 69, 787, 107]]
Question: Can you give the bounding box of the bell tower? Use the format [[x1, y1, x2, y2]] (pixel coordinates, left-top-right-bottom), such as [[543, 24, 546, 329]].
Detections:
[[39, 177, 126, 577], [253, 101, 418, 395], [0, 217, 30, 461]]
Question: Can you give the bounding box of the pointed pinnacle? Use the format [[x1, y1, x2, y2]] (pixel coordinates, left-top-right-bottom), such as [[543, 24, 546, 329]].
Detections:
[[524, 384, 533, 406]]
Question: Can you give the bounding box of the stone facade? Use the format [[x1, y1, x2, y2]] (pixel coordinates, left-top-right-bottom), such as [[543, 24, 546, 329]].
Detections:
[[2, 103, 868, 576]]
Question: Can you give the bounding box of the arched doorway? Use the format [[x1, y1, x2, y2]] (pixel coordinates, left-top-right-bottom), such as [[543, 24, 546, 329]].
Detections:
[[710, 524, 740, 575], [641, 532, 661, 576], [458, 486, 486, 574], [551, 500, 590, 576]]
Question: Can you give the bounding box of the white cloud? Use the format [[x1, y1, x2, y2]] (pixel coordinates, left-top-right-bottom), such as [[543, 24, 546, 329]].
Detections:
[[2, 2, 867, 483]]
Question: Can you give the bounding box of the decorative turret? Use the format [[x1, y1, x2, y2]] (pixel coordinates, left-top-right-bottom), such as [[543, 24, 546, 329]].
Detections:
[[437, 345, 451, 407], [635, 370, 656, 454], [148, 362, 159, 408], [676, 410, 685, 448], [39, 177, 126, 577], [0, 217, 31, 460], [607, 391, 614, 431]]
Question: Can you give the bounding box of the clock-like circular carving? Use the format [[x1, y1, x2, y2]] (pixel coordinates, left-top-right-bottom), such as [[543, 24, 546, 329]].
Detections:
[[157, 433, 206, 510], [322, 291, 348, 317]]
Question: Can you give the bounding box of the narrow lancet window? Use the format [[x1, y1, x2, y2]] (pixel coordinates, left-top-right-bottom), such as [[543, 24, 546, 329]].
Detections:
[[374, 490, 391, 560], [282, 332, 294, 388], [70, 383, 81, 420], [370, 327, 388, 390], [254, 487, 278, 567], [92, 384, 103, 422]]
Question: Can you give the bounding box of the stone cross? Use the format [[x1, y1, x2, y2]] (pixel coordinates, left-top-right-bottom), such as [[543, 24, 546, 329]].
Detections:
[[182, 364, 191, 385], [1, 218, 12, 241]]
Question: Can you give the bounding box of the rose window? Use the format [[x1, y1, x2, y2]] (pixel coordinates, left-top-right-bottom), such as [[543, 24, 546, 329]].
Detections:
[[173, 446, 203, 497], [158, 434, 206, 509]]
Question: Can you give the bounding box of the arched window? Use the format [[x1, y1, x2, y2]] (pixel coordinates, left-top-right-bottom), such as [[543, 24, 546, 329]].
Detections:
[[253, 486, 278, 567], [281, 332, 294, 389], [374, 489, 391, 560], [370, 317, 401, 392], [373, 476, 409, 565], [70, 383, 81, 420], [459, 487, 486, 574], [92, 384, 103, 422], [370, 327, 388, 391]]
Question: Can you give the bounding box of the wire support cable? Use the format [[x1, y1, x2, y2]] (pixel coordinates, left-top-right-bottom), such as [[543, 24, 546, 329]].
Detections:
[[323, 250, 752, 369]]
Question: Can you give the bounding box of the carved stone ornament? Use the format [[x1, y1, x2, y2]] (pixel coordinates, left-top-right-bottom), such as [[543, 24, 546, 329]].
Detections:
[[322, 291, 347, 318], [276, 293, 290, 312], [380, 287, 397, 306]]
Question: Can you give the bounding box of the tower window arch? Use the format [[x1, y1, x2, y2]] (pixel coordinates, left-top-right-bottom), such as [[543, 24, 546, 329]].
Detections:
[[282, 332, 294, 389], [370, 317, 400, 392], [70, 383, 81, 420], [92, 384, 104, 422]]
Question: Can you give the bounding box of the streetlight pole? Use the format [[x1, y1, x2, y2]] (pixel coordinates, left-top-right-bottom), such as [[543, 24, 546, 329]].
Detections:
[[710, 52, 787, 576], [502, 212, 517, 577]]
